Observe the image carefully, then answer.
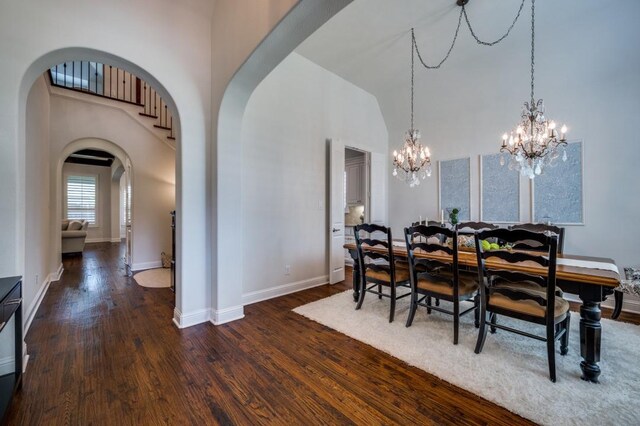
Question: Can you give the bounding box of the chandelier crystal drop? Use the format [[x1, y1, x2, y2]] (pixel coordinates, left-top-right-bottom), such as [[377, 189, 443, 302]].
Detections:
[[393, 28, 432, 188], [500, 0, 568, 179]]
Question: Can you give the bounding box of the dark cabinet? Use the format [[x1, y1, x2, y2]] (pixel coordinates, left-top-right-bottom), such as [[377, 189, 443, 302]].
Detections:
[[0, 277, 22, 422]]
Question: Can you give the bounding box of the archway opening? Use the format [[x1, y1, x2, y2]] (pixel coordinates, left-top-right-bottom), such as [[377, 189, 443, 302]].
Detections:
[[20, 49, 181, 336]]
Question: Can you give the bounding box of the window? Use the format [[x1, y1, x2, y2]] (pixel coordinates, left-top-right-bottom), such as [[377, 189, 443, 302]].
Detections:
[[66, 175, 97, 224]]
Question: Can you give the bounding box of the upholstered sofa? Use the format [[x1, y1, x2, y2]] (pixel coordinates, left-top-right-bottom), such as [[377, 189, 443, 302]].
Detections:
[[61, 219, 89, 254]]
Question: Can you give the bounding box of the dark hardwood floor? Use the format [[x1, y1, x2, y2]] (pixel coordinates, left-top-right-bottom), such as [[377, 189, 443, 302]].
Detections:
[[6, 243, 638, 425]]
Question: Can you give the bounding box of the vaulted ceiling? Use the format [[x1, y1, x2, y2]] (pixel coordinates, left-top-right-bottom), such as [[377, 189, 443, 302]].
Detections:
[[295, 0, 631, 152]]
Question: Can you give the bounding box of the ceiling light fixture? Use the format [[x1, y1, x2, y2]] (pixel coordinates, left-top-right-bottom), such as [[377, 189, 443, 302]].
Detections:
[[500, 0, 568, 179], [392, 28, 432, 188]]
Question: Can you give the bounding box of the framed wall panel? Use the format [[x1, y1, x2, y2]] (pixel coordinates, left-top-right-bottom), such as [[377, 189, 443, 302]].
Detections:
[[438, 157, 470, 221], [533, 141, 584, 225], [480, 153, 520, 223]]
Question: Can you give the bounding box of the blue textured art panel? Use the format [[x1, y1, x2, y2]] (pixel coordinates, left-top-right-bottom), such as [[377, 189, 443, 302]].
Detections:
[[481, 153, 519, 222], [534, 141, 583, 224], [439, 158, 470, 221]]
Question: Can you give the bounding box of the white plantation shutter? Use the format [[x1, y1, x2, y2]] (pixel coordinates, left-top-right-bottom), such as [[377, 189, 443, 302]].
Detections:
[[66, 175, 97, 224]]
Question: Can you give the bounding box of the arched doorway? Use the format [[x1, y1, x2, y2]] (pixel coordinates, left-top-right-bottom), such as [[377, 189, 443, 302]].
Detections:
[[57, 140, 134, 270], [19, 49, 186, 329]]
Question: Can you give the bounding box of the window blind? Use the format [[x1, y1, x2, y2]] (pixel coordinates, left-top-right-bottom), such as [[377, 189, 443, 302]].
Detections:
[[66, 175, 97, 224]]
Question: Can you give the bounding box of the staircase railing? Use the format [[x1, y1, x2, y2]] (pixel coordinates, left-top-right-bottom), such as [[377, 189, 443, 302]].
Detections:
[[48, 61, 175, 141]]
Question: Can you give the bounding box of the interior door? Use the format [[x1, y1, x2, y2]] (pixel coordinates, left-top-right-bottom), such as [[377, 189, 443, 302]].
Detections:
[[124, 164, 132, 268], [329, 138, 345, 284]]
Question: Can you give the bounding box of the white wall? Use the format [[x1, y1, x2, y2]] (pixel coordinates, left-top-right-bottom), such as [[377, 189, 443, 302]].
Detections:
[[50, 93, 176, 270], [240, 52, 387, 301], [212, 0, 353, 325], [61, 162, 112, 242], [24, 76, 57, 330]]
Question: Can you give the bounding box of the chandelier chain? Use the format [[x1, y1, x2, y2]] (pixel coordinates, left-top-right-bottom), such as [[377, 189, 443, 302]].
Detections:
[[412, 7, 463, 70], [462, 0, 526, 47], [530, 0, 535, 105], [411, 28, 414, 129], [412, 0, 526, 72]]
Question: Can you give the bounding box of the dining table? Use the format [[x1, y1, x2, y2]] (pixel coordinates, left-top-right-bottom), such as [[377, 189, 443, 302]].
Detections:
[[343, 240, 621, 383]]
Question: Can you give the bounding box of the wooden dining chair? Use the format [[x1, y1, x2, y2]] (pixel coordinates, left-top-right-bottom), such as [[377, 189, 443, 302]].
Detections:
[[354, 224, 411, 322], [404, 225, 479, 344], [474, 228, 570, 382], [456, 221, 498, 235], [509, 223, 565, 254]]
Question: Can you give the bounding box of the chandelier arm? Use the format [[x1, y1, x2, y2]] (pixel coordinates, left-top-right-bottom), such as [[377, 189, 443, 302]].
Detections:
[[462, 0, 526, 47], [412, 7, 463, 70]]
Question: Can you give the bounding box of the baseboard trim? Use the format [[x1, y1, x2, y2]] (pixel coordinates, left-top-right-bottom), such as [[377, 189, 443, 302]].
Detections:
[[131, 261, 162, 272], [110, 238, 122, 243], [211, 305, 244, 325], [22, 342, 29, 373], [51, 263, 64, 282], [85, 237, 112, 243], [172, 307, 210, 329], [564, 292, 640, 315], [242, 275, 329, 306], [24, 265, 62, 335]]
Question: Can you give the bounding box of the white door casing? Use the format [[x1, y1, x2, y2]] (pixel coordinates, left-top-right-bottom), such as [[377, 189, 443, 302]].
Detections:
[[329, 138, 345, 284], [369, 152, 387, 226]]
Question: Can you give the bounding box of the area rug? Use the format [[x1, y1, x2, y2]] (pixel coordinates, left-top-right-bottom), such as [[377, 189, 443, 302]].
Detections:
[[293, 290, 640, 425], [133, 268, 171, 288]]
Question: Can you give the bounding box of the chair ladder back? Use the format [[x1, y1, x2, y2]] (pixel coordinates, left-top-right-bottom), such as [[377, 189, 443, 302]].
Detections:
[[475, 229, 559, 322], [509, 223, 565, 254], [355, 223, 395, 282], [404, 225, 459, 294], [456, 221, 499, 235]]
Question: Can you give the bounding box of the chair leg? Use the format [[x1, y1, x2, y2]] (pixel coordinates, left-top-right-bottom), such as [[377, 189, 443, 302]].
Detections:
[[378, 283, 382, 299], [547, 324, 557, 382], [355, 280, 366, 311], [561, 314, 571, 356], [475, 309, 488, 354], [426, 296, 432, 314], [490, 313, 497, 334], [435, 298, 440, 306], [474, 294, 480, 328], [389, 285, 396, 323], [453, 300, 460, 345], [406, 292, 417, 327], [611, 290, 623, 319]]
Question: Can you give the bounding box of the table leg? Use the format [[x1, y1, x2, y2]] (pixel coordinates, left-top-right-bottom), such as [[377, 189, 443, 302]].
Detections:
[[349, 249, 360, 302], [578, 285, 603, 383]]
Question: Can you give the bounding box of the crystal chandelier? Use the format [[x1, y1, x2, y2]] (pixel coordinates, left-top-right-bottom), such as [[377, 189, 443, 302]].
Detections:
[[500, 0, 568, 179], [393, 28, 432, 188]]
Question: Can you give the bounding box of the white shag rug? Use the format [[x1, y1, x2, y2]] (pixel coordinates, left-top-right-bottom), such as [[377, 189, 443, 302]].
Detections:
[[133, 268, 171, 288], [293, 290, 640, 425]]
